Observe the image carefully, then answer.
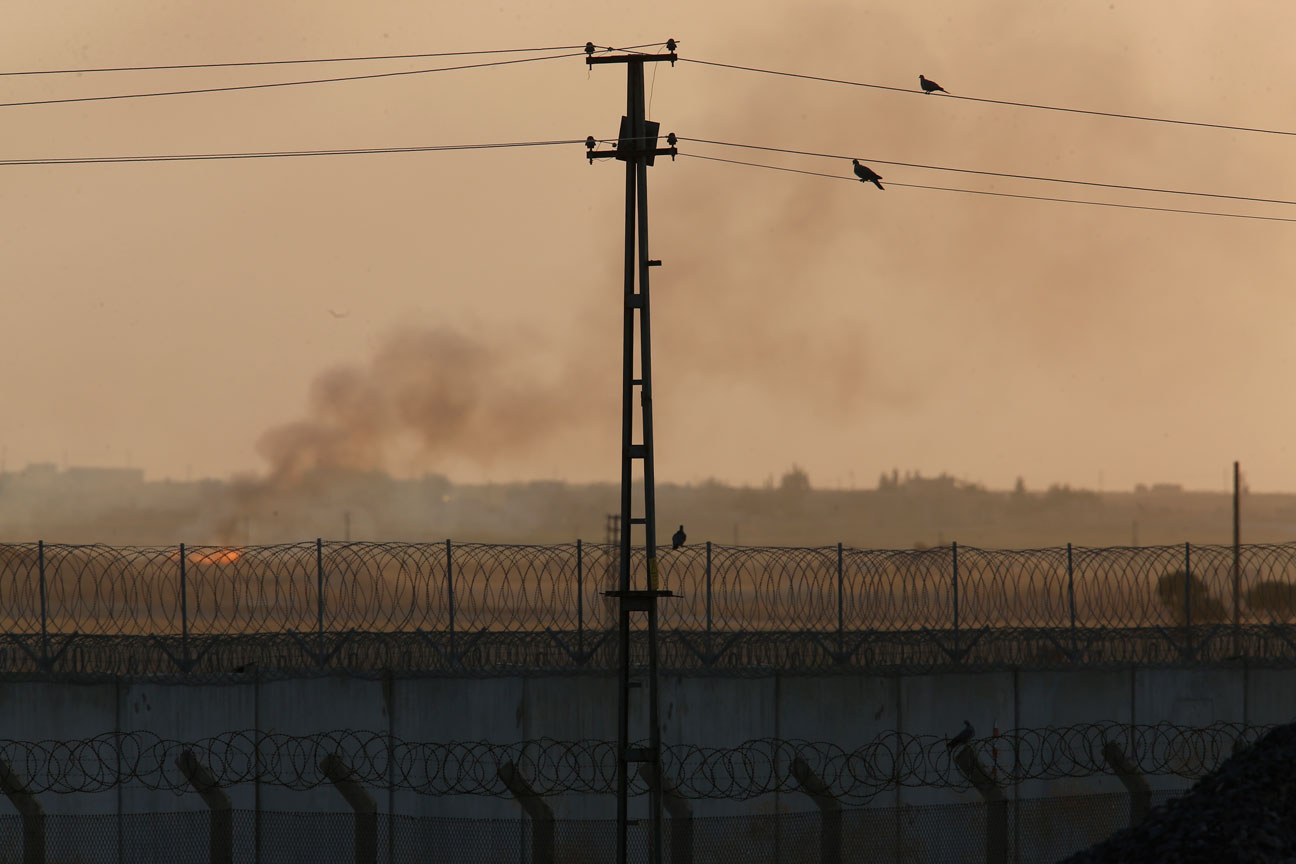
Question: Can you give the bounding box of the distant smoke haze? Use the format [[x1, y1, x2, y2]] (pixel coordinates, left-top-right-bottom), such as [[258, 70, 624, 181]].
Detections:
[[4, 4, 1296, 494], [256, 326, 607, 484]]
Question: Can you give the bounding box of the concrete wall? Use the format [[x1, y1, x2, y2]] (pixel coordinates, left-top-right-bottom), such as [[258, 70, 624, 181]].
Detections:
[[0, 662, 1286, 827]]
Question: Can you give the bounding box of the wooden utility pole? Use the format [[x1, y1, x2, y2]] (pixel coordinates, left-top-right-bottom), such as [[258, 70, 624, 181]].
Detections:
[[585, 40, 678, 864]]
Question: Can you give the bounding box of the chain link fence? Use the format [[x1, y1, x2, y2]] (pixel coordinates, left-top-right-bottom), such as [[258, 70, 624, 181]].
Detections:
[[0, 793, 1188, 864]]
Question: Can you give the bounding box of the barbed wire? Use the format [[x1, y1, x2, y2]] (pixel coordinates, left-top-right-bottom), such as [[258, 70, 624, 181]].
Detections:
[[2, 540, 1294, 638], [6, 623, 1296, 677], [0, 723, 1263, 803]]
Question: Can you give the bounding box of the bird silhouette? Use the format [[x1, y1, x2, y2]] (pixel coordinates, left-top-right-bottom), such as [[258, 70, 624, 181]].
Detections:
[[672, 525, 686, 550], [919, 74, 947, 95], [947, 720, 975, 750], [852, 160, 884, 190]]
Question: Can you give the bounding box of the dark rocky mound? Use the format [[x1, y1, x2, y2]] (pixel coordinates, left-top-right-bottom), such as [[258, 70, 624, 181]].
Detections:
[[1059, 723, 1296, 863]]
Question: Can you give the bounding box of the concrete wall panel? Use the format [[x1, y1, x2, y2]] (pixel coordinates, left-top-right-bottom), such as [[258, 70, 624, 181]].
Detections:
[[1134, 666, 1244, 794], [256, 676, 388, 817], [0, 681, 117, 816], [1244, 667, 1296, 726], [1015, 668, 1131, 800], [392, 676, 523, 820], [899, 671, 1014, 806]]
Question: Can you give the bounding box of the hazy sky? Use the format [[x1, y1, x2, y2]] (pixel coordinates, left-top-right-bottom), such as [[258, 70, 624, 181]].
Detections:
[[2, 2, 1294, 492]]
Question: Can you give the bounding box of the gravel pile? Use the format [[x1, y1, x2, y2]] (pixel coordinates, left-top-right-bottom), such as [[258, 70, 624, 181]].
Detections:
[[1060, 723, 1296, 863]]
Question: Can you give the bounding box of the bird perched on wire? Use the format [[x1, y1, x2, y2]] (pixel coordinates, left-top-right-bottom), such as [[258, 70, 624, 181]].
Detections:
[[947, 720, 975, 750], [672, 525, 686, 550], [852, 159, 884, 190], [919, 74, 947, 95]]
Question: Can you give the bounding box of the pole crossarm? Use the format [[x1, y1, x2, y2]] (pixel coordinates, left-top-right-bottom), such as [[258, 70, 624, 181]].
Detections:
[[584, 39, 677, 66], [587, 54, 677, 66], [586, 147, 679, 161], [586, 131, 678, 164]]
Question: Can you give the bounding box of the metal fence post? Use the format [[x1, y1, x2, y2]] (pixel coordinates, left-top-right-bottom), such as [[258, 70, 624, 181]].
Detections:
[[1184, 542, 1192, 656], [320, 754, 378, 864], [836, 542, 845, 650], [499, 761, 554, 864], [1102, 742, 1150, 827], [705, 541, 713, 635], [952, 541, 961, 659], [576, 539, 584, 655], [179, 543, 189, 662], [953, 746, 1007, 864], [1233, 460, 1242, 657], [1067, 543, 1077, 633], [175, 750, 232, 864], [790, 756, 841, 864], [0, 757, 45, 864], [37, 541, 48, 664], [637, 763, 693, 864], [316, 538, 326, 649], [445, 538, 456, 659]]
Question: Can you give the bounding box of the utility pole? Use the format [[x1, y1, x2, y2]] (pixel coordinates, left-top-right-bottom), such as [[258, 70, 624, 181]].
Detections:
[[585, 39, 678, 864], [1233, 460, 1241, 656]]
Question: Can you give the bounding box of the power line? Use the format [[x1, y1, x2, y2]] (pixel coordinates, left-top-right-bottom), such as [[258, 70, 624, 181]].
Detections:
[[0, 138, 588, 166], [0, 41, 672, 78], [0, 49, 590, 110], [683, 57, 1296, 139], [2, 129, 1286, 226], [681, 153, 1296, 224], [0, 45, 589, 77], [681, 137, 1296, 207]]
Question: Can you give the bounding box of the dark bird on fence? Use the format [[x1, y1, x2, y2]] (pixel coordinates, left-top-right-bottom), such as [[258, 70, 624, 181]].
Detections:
[[947, 720, 975, 750], [919, 74, 947, 95], [672, 525, 686, 550], [852, 160, 884, 189]]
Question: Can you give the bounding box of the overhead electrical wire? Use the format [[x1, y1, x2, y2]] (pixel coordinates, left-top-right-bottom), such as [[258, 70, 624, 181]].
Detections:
[[680, 137, 1296, 208], [0, 48, 593, 109], [681, 153, 1296, 224], [682, 57, 1296, 139], [0, 42, 673, 78], [5, 131, 1289, 225], [0, 138, 591, 166], [0, 46, 592, 77]]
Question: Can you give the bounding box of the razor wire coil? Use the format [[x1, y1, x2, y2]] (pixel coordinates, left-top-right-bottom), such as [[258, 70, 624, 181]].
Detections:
[[0, 722, 1266, 803]]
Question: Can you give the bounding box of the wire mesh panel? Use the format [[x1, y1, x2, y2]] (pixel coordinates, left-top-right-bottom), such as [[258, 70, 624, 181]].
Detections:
[[256, 810, 366, 864], [391, 814, 520, 863], [119, 809, 233, 864], [895, 799, 995, 863], [1013, 793, 1127, 864], [0, 791, 1211, 864]]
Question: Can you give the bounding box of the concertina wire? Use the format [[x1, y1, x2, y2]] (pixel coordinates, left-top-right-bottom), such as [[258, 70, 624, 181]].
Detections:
[[0, 722, 1264, 803]]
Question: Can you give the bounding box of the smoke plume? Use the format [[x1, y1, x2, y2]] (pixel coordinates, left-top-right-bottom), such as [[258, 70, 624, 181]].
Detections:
[[256, 325, 601, 484]]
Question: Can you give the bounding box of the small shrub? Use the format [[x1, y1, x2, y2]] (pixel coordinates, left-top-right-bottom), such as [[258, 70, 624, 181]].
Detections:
[[1245, 580, 1296, 619], [1155, 570, 1227, 623]]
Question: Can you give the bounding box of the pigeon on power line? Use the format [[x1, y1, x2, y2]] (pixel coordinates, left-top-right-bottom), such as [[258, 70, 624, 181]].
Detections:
[[672, 525, 686, 550], [919, 74, 947, 95], [947, 720, 975, 750], [852, 159, 884, 190]]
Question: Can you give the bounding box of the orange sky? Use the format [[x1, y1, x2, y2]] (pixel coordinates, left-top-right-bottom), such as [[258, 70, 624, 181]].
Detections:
[[2, 1, 1294, 493]]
